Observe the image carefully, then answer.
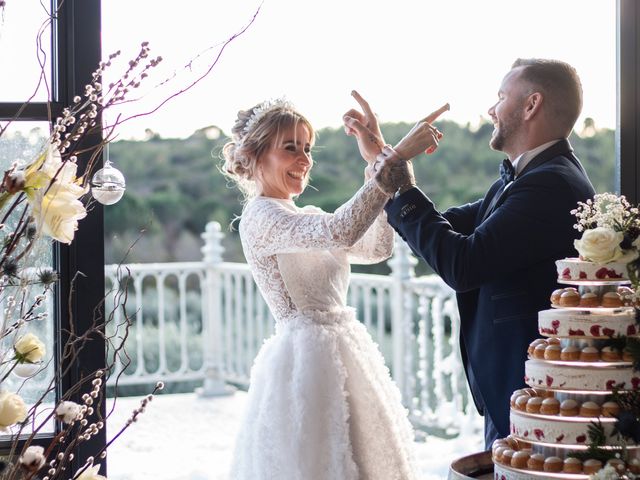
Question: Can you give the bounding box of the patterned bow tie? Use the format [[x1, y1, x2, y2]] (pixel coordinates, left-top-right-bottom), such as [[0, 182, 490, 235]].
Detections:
[[499, 159, 515, 184]]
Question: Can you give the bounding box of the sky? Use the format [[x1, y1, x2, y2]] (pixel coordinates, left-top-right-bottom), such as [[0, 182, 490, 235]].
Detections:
[[1, 1, 617, 140]]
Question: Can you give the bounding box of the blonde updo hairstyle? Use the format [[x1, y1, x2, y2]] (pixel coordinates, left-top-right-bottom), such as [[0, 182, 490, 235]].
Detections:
[[222, 100, 315, 200]]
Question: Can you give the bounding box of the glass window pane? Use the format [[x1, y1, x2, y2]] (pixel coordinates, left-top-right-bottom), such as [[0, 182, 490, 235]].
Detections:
[[0, 3, 52, 102], [0, 121, 55, 436]]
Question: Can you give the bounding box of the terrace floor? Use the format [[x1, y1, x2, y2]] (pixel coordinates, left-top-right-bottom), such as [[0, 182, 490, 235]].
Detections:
[[107, 390, 484, 479]]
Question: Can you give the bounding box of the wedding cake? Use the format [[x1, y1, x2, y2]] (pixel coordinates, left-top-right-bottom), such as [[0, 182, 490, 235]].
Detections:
[[493, 195, 640, 479]]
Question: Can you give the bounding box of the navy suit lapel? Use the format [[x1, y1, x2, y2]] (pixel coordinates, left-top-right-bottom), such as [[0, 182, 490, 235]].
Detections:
[[480, 179, 512, 223], [480, 139, 576, 223], [519, 138, 575, 177]]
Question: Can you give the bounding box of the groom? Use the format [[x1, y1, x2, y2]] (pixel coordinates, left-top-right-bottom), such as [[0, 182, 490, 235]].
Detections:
[[375, 59, 596, 449]]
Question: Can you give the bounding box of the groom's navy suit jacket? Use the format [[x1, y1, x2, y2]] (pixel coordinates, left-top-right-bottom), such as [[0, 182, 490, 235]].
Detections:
[[384, 139, 595, 439]]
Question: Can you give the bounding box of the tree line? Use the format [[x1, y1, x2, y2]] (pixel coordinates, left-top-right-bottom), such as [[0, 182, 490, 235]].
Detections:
[[106, 120, 615, 275]]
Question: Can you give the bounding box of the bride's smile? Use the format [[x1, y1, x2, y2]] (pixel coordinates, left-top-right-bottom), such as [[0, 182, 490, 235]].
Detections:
[[258, 123, 313, 199]]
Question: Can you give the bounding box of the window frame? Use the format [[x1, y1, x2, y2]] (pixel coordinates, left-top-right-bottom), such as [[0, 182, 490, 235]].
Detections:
[[618, 0, 640, 203], [0, 0, 106, 474]]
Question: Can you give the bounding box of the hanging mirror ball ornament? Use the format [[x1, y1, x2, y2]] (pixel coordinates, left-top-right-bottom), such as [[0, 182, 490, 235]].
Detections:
[[91, 160, 126, 205], [13, 362, 41, 378]]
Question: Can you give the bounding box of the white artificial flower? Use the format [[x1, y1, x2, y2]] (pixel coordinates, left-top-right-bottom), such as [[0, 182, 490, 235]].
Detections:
[[75, 464, 107, 480], [55, 400, 81, 424], [574, 227, 638, 264], [589, 464, 621, 479], [14, 333, 46, 363], [0, 391, 27, 429], [24, 145, 88, 244], [19, 445, 46, 471]]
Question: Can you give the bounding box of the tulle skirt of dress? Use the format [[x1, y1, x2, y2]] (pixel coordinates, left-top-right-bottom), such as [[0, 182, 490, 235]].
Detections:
[[230, 308, 416, 480]]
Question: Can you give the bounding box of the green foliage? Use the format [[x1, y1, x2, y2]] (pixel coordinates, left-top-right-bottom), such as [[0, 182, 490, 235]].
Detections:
[[106, 122, 616, 270], [567, 421, 620, 463]]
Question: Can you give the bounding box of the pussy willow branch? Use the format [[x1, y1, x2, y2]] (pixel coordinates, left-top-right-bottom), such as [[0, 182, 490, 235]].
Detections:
[[102, 3, 262, 129], [0, 203, 30, 262], [0, 283, 51, 343], [5, 265, 135, 480]]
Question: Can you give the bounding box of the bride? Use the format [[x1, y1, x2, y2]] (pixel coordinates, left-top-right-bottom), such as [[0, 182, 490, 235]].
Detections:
[[222, 92, 444, 479]]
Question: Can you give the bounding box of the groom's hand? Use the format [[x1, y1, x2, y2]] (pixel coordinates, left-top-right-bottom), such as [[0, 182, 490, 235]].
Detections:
[[394, 103, 449, 159], [373, 146, 416, 197]]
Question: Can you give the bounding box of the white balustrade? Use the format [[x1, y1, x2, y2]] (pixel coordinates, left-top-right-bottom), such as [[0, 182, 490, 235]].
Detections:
[[105, 221, 480, 434]]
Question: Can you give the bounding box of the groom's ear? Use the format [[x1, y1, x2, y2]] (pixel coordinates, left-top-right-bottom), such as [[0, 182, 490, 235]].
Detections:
[[523, 92, 543, 121]]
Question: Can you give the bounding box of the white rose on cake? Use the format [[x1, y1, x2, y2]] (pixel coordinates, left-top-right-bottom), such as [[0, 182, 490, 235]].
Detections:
[[574, 227, 639, 264]]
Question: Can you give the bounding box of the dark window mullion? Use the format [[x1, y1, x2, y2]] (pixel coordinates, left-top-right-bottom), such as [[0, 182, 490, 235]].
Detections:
[[53, 0, 107, 475], [0, 102, 64, 121], [617, 0, 640, 203]]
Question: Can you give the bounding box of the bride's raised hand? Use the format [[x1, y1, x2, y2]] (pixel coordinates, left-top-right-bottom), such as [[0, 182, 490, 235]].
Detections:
[[343, 90, 385, 164], [394, 103, 449, 160]]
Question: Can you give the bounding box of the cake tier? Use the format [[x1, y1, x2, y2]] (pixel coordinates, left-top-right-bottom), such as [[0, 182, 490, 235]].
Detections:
[[525, 359, 640, 391], [510, 410, 619, 447], [494, 463, 589, 479], [538, 308, 637, 338], [556, 258, 628, 282], [493, 437, 640, 478]]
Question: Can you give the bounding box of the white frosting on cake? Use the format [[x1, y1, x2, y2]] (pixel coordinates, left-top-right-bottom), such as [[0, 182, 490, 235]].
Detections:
[[538, 308, 637, 338], [525, 359, 640, 391], [510, 410, 620, 447], [556, 258, 629, 281]]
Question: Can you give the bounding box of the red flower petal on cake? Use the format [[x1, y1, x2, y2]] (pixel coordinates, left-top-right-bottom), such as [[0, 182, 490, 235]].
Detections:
[[603, 327, 615, 337], [633, 377, 640, 389], [568, 328, 585, 336], [579, 271, 587, 279], [556, 434, 565, 442], [534, 429, 544, 440], [590, 325, 601, 336], [562, 267, 571, 279], [552, 320, 560, 328], [501, 475, 506, 480], [546, 375, 553, 387], [595, 267, 609, 279], [606, 380, 617, 389], [608, 269, 622, 278], [576, 434, 586, 443], [628, 325, 637, 335]]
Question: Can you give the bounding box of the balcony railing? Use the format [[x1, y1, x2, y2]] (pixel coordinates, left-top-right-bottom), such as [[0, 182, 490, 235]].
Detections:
[[105, 221, 480, 435]]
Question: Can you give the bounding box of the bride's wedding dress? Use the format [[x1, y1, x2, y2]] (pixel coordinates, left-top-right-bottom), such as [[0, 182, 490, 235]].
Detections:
[[230, 180, 416, 480]]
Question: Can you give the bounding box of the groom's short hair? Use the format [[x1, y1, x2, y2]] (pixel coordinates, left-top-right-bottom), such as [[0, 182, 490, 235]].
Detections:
[[511, 58, 583, 136]]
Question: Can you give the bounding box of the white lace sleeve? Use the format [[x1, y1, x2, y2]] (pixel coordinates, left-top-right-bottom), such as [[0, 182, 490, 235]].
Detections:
[[240, 180, 390, 258], [345, 211, 394, 264]]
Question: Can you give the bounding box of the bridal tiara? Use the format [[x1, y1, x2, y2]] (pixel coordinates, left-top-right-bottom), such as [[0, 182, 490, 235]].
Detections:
[[242, 98, 294, 135]]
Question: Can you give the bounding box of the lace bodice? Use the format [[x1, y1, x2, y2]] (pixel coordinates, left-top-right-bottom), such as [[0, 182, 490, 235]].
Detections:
[[239, 180, 394, 323]]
